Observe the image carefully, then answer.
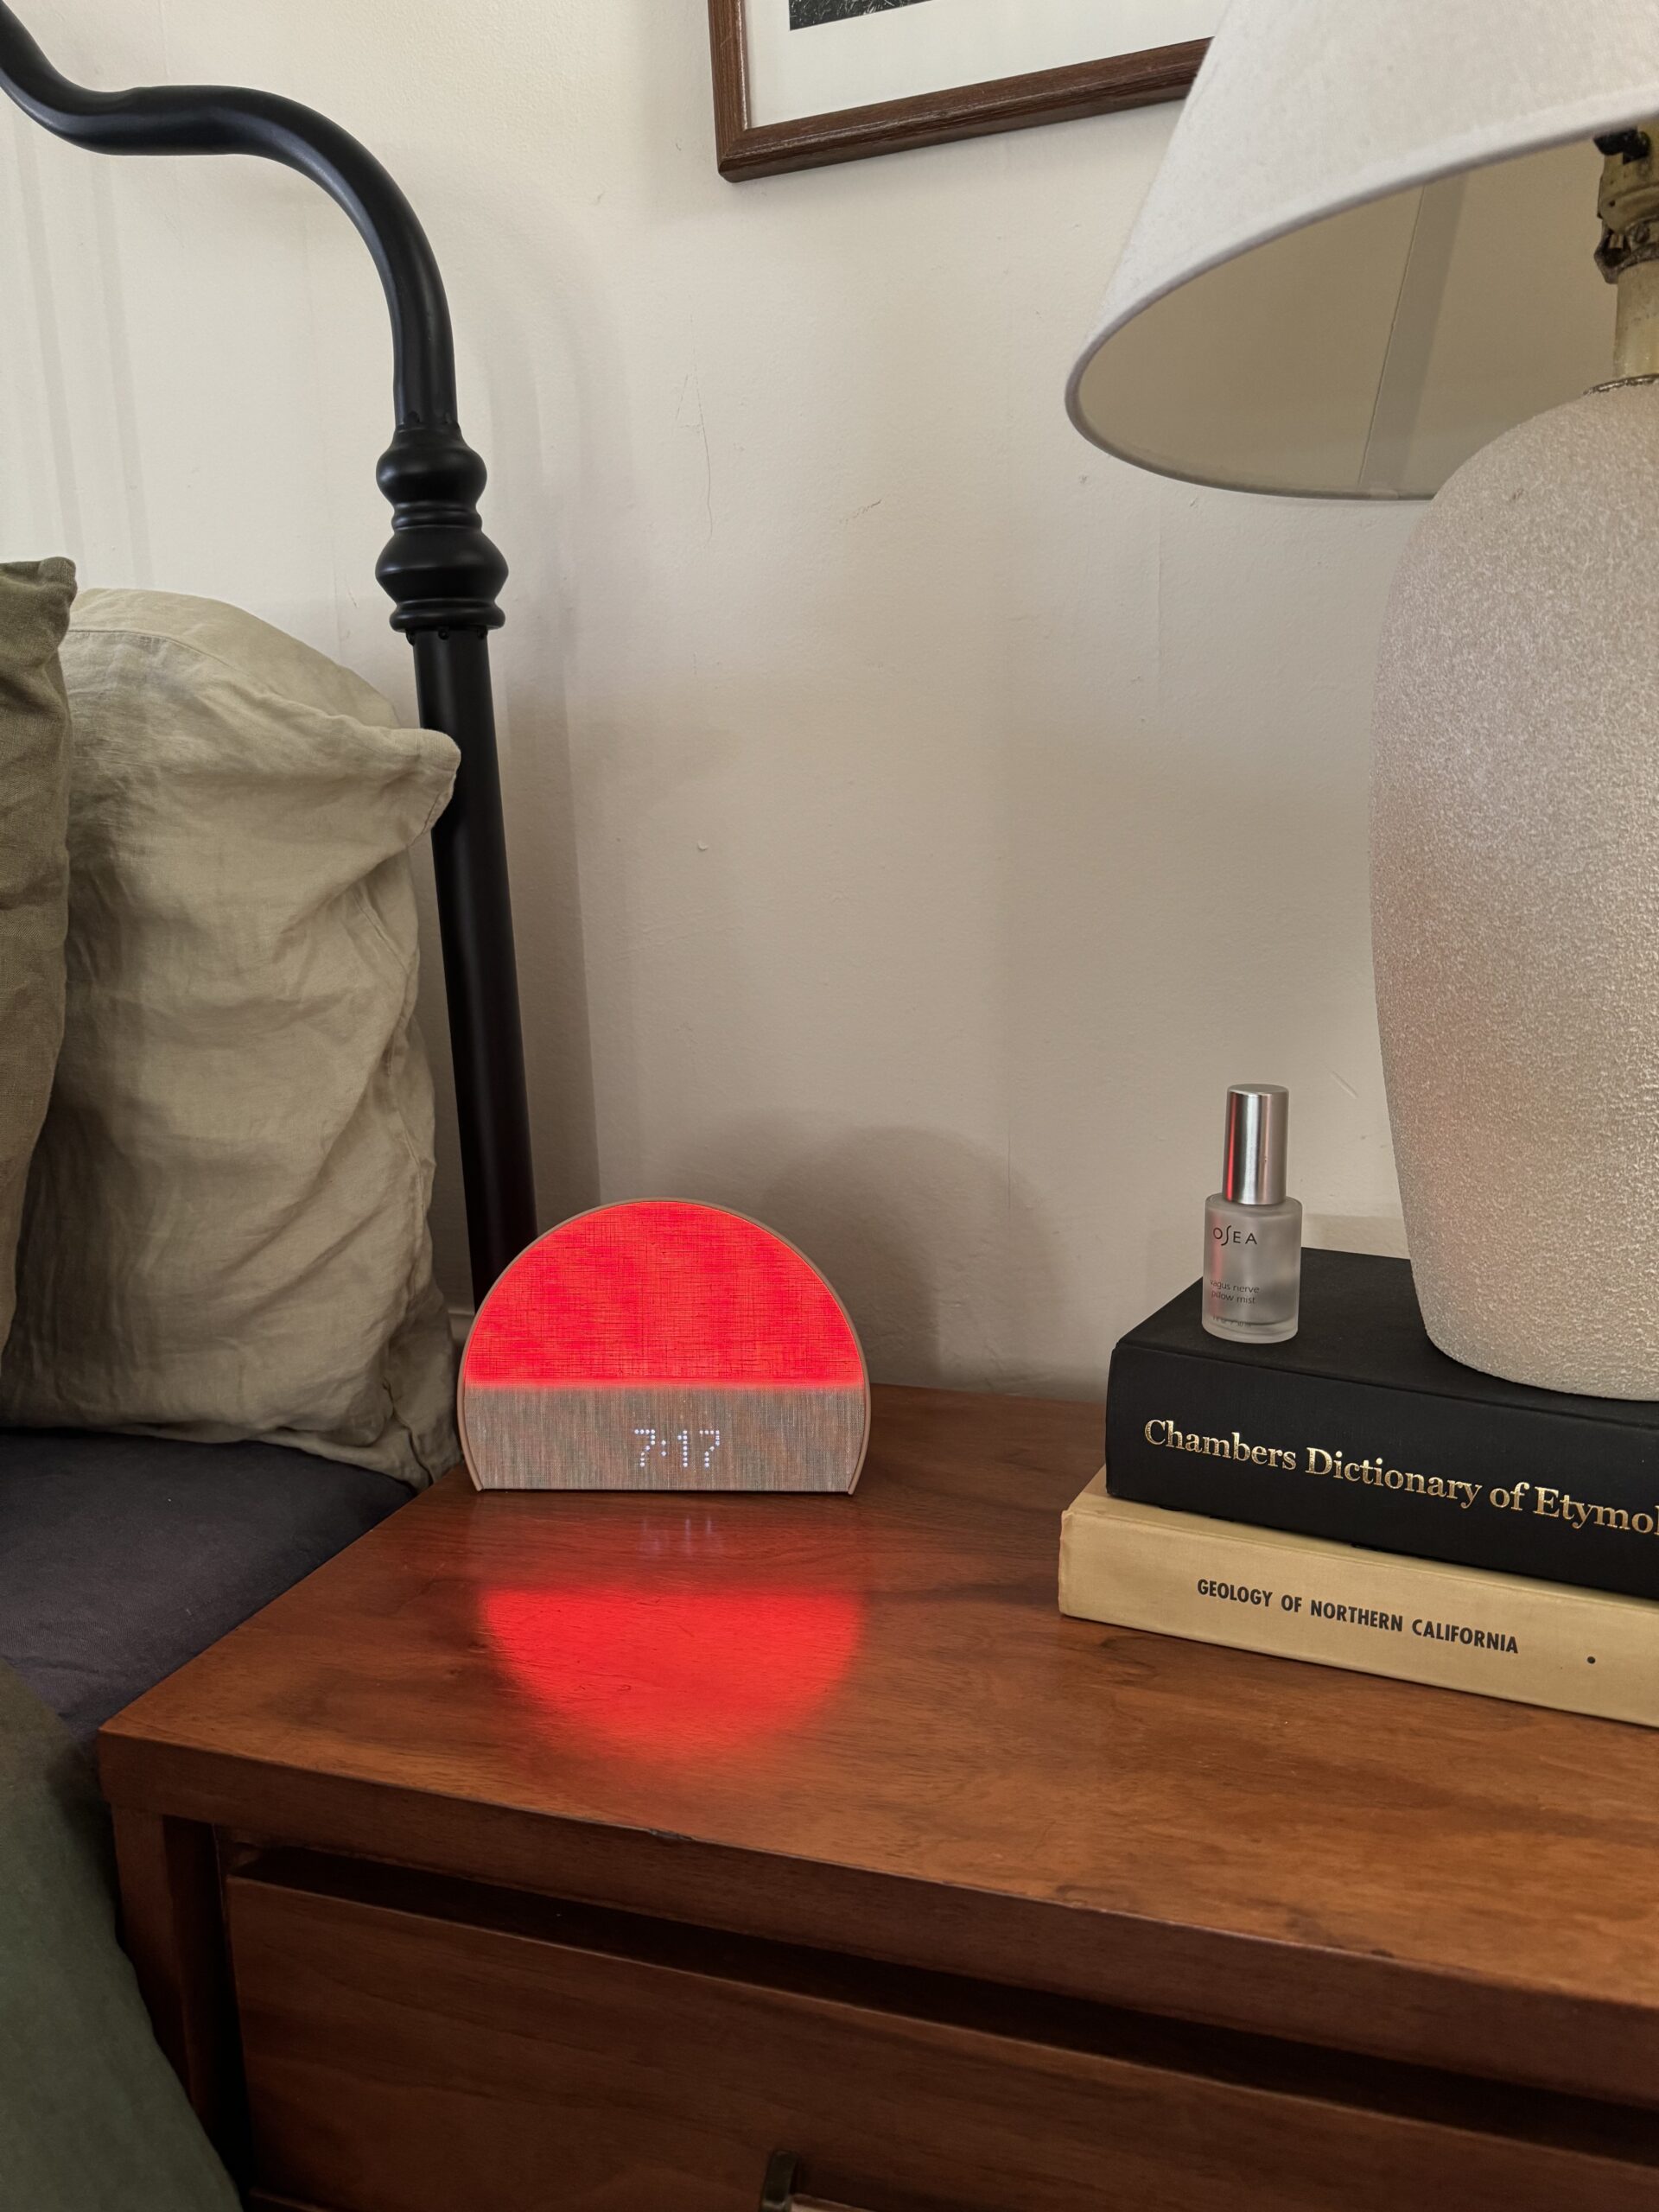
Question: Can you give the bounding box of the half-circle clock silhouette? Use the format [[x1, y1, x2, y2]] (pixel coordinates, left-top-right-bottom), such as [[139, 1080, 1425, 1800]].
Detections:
[[459, 1199, 869, 1491]]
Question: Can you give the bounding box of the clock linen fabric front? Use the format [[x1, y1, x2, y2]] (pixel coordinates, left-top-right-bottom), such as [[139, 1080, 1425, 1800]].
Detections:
[[459, 1199, 870, 1492]]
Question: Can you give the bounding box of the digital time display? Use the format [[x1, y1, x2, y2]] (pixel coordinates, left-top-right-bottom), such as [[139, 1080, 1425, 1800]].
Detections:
[[633, 1423, 723, 1474]]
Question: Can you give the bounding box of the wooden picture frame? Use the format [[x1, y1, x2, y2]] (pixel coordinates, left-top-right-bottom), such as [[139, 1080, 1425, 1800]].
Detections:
[[708, 0, 1207, 181]]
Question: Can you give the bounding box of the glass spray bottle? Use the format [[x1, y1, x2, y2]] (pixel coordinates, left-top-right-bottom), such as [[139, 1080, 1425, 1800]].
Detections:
[[1203, 1084, 1301, 1344]]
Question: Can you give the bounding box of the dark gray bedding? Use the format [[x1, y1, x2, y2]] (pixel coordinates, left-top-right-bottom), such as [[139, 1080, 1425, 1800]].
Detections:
[[0, 1428, 407, 1743]]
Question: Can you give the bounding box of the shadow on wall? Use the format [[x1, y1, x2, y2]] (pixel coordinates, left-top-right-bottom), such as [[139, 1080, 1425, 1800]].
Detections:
[[660, 1120, 1078, 1398], [1305, 1212, 1409, 1259], [412, 161, 623, 1282], [1142, 1211, 1408, 1324]]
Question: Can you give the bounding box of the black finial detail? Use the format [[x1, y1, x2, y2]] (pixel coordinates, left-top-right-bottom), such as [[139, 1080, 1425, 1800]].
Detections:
[[1597, 128, 1653, 164], [0, 2, 539, 1295], [376, 425, 508, 634]]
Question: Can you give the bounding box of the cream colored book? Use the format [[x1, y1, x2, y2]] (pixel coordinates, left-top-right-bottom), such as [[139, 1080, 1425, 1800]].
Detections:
[[1060, 1471, 1659, 1727]]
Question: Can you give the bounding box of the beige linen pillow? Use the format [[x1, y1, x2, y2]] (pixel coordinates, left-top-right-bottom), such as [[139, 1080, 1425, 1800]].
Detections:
[[0, 590, 461, 1484], [0, 559, 75, 1364]]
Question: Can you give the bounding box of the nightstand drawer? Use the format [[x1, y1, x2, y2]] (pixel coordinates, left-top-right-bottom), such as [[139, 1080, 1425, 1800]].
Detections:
[[226, 1859, 1659, 2212]]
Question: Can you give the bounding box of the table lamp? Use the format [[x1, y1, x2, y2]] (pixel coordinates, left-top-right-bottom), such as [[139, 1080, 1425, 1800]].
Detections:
[[1069, 0, 1659, 1399]]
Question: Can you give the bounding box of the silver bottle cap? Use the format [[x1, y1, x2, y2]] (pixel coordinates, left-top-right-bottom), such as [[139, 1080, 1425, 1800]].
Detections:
[[1222, 1084, 1288, 1206]]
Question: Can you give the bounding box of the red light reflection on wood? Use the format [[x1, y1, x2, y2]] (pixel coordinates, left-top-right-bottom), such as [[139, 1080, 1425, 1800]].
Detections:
[[480, 1582, 865, 1765]]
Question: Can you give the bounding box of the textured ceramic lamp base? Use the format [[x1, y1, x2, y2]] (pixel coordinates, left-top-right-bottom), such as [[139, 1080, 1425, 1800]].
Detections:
[[1373, 381, 1659, 1398]]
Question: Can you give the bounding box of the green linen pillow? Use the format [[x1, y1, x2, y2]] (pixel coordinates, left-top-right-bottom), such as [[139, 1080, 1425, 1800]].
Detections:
[[0, 1659, 238, 2211], [0, 558, 75, 1366], [0, 590, 461, 1484]]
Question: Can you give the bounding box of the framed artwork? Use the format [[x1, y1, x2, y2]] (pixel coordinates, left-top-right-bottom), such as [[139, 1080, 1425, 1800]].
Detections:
[[707, 0, 1220, 180]]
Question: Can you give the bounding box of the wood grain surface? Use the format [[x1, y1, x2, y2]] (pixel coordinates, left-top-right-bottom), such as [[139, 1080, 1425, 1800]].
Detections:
[[706, 0, 1205, 180], [226, 1859, 1659, 2212], [101, 1386, 1659, 2110]]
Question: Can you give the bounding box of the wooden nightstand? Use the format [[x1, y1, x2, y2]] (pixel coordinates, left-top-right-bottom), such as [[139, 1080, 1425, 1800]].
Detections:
[[100, 1386, 1659, 2211]]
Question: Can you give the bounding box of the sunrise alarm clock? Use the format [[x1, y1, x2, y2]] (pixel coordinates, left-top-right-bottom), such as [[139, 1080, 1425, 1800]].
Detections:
[[458, 1199, 870, 1492]]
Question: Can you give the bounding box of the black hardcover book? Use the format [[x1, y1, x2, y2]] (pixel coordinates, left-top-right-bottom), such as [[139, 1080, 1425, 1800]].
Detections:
[[1105, 1249, 1659, 1602]]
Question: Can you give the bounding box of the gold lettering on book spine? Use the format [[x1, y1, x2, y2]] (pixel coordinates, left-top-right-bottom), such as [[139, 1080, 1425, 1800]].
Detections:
[[1142, 1416, 1659, 1541]]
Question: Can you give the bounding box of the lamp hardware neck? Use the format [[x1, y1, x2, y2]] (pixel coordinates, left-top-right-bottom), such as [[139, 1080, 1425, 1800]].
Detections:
[[1597, 124, 1659, 277], [1596, 123, 1659, 379]]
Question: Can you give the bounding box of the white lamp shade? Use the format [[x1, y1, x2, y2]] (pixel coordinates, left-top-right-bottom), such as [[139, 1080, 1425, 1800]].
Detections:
[[1069, 0, 1659, 497]]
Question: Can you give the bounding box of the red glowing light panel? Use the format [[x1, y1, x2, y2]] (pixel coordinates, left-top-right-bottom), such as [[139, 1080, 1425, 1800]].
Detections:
[[460, 1199, 869, 1491]]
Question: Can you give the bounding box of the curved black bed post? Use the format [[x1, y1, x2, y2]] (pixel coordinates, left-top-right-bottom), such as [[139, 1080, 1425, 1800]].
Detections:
[[0, 4, 537, 1302]]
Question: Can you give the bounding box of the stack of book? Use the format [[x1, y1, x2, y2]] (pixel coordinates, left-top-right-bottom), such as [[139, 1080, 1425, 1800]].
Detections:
[[1059, 1249, 1659, 1725]]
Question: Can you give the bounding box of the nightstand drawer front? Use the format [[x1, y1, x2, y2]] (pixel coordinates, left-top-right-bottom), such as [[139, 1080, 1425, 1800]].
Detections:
[[226, 1873, 1659, 2212]]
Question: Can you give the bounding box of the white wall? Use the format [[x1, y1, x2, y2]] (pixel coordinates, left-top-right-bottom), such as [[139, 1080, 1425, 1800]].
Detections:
[[0, 0, 1417, 1395]]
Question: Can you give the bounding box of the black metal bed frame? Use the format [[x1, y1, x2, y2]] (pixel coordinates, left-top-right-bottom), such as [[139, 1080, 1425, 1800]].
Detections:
[[0, 5, 537, 1302]]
